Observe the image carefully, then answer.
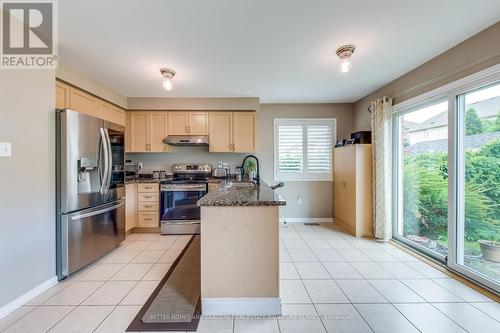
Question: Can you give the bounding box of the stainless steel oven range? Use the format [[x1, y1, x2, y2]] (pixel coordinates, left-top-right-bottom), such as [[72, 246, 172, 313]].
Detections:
[[160, 164, 212, 235]]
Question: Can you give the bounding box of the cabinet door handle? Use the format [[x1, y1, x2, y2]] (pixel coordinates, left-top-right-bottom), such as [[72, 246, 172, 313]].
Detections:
[[143, 195, 153, 199]]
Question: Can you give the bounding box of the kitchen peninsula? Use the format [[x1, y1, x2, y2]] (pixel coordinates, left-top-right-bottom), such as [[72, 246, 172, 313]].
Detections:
[[198, 181, 285, 315]]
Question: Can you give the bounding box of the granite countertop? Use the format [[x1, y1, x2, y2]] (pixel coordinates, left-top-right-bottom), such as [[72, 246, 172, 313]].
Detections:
[[197, 180, 286, 207], [124, 178, 164, 185]]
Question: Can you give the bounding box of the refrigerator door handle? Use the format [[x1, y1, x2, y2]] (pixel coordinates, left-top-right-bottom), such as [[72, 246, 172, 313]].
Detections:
[[99, 128, 109, 194], [105, 128, 113, 191], [71, 200, 125, 220]]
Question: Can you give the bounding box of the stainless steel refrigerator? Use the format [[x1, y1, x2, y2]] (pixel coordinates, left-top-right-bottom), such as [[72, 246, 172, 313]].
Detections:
[[56, 109, 125, 280]]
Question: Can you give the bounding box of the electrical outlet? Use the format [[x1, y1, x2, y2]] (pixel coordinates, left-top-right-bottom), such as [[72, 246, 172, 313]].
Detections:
[[0, 142, 11, 157], [296, 195, 302, 205]]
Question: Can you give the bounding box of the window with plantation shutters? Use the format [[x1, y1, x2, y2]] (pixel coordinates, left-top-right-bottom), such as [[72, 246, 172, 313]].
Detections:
[[274, 118, 336, 181]]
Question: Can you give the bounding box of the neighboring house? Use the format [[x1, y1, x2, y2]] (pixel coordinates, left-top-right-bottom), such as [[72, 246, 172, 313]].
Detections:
[[405, 132, 500, 154], [403, 96, 500, 145]]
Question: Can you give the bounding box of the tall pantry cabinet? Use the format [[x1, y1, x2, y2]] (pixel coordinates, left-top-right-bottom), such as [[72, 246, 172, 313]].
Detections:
[[333, 144, 373, 237]]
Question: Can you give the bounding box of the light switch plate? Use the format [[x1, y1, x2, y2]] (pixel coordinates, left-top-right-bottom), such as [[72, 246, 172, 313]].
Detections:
[[0, 142, 12, 157]]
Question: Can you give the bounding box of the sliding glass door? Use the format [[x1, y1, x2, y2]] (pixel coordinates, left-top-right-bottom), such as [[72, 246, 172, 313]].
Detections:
[[394, 100, 449, 261], [453, 82, 500, 289], [393, 67, 500, 293]]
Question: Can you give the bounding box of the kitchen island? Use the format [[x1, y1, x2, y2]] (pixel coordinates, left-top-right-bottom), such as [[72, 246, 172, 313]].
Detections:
[[197, 181, 285, 315]]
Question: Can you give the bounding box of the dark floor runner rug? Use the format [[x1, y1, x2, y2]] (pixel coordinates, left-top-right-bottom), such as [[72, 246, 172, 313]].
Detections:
[[127, 235, 201, 331]]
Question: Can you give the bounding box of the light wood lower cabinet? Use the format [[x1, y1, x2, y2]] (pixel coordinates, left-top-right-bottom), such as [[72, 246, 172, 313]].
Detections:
[[333, 144, 373, 237], [125, 183, 137, 232], [137, 183, 159, 228], [208, 111, 256, 152]]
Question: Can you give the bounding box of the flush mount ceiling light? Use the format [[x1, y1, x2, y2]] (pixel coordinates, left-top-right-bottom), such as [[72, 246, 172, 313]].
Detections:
[[160, 68, 176, 91], [336, 45, 355, 74]]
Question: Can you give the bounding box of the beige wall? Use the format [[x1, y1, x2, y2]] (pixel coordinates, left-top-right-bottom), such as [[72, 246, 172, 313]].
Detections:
[[0, 70, 56, 307], [127, 103, 354, 219], [258, 103, 354, 219], [353, 22, 500, 131], [56, 62, 127, 108]]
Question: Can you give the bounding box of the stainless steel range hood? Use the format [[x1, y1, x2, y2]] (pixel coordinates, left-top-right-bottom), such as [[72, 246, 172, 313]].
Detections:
[[163, 135, 209, 146]]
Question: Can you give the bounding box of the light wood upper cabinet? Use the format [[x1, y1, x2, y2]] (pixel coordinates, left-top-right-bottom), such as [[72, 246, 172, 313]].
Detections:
[[55, 81, 70, 109], [209, 112, 233, 152], [168, 111, 208, 135], [168, 112, 189, 135], [56, 81, 125, 126], [128, 112, 150, 152], [126, 111, 170, 153], [208, 111, 256, 152], [98, 100, 114, 122], [150, 112, 169, 152], [112, 106, 126, 126], [69, 87, 98, 117], [233, 112, 256, 152], [188, 112, 208, 135]]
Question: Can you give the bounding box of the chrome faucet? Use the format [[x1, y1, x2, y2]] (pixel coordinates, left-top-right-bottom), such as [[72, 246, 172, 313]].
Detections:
[[240, 155, 260, 185]]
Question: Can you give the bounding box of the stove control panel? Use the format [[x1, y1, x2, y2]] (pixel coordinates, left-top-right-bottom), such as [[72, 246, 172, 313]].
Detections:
[[172, 164, 212, 173]]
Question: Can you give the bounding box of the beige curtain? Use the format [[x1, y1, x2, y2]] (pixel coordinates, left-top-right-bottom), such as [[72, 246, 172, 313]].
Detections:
[[371, 97, 393, 241]]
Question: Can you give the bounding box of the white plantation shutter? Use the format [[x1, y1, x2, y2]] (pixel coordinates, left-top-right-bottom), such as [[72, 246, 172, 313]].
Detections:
[[274, 119, 336, 181], [278, 125, 303, 173], [307, 125, 332, 173]]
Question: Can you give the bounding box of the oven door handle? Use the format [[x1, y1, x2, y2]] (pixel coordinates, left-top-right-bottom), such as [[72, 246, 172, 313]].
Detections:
[[161, 188, 206, 192], [162, 220, 200, 225]]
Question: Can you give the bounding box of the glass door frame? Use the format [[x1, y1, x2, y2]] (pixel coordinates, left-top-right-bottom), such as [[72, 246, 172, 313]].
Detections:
[[391, 94, 450, 264], [391, 64, 500, 293], [448, 77, 500, 294]]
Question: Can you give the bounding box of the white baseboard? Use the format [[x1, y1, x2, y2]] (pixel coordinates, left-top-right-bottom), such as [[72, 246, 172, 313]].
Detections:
[[0, 276, 58, 319], [280, 217, 333, 223], [202, 297, 282, 315]]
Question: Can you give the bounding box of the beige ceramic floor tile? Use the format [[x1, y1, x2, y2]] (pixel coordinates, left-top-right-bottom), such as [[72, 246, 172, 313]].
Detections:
[[130, 250, 166, 264], [280, 280, 311, 304], [102, 250, 141, 264], [142, 263, 172, 280], [76, 263, 126, 281], [123, 240, 153, 251], [26, 282, 72, 305], [195, 316, 234, 333], [157, 248, 183, 264], [43, 281, 104, 305], [47, 305, 114, 333], [94, 305, 141, 333], [111, 263, 153, 281], [2, 306, 74, 333], [0, 306, 36, 331], [278, 304, 325, 333], [82, 281, 137, 305], [234, 317, 280, 333], [120, 280, 160, 305]]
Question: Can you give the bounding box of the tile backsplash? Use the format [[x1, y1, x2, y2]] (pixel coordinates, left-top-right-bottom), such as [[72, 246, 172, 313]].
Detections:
[[126, 146, 248, 175]]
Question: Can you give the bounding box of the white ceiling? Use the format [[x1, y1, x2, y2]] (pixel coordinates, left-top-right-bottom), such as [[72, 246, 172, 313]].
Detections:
[[59, 0, 500, 103]]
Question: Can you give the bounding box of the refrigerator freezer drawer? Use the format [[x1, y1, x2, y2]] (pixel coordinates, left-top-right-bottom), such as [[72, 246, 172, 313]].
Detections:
[[58, 199, 125, 279]]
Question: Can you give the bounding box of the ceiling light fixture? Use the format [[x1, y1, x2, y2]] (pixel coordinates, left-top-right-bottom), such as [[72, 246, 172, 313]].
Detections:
[[160, 68, 176, 91], [336, 45, 355, 74]]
